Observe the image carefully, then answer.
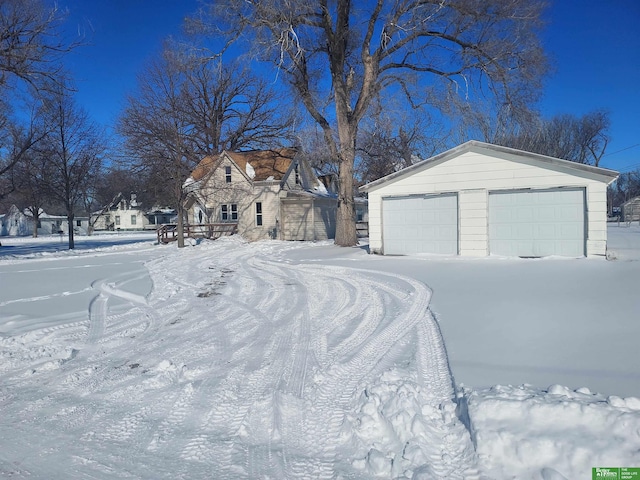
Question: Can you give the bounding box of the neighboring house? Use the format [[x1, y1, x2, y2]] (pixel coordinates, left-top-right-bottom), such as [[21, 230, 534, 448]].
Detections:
[[0, 205, 31, 236], [146, 208, 178, 228], [360, 140, 619, 258], [0, 205, 89, 236], [92, 193, 176, 231], [92, 193, 146, 231], [38, 212, 89, 235], [621, 196, 640, 223], [184, 148, 338, 241]]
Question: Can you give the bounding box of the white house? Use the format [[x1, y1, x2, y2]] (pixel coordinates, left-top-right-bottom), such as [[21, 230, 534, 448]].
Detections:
[[184, 148, 338, 242], [360, 141, 619, 258], [91, 193, 176, 232], [0, 205, 31, 236], [1, 205, 89, 236]]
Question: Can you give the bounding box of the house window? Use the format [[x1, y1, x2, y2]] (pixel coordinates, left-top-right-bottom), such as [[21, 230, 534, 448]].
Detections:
[[221, 204, 237, 222], [225, 166, 232, 183], [76, 220, 82, 227], [120, 200, 126, 210], [295, 164, 300, 185], [115, 216, 121, 226], [256, 202, 263, 226], [131, 215, 137, 225]]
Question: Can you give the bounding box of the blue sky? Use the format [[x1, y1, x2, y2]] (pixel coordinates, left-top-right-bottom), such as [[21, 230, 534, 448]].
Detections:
[[60, 0, 640, 174]]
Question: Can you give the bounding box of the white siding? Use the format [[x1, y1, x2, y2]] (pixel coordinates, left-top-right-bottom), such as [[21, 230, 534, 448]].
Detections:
[[240, 184, 281, 241], [367, 150, 611, 257], [459, 189, 488, 256], [281, 199, 314, 240], [280, 197, 337, 241], [313, 199, 337, 240]]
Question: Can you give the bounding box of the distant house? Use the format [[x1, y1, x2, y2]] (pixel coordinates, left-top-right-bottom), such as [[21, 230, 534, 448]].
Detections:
[[0, 205, 89, 236], [91, 193, 176, 231], [38, 212, 89, 235], [184, 148, 338, 241], [0, 205, 31, 236], [621, 196, 640, 223]]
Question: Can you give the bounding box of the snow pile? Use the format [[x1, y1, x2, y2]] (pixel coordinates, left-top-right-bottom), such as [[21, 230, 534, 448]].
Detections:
[[349, 368, 477, 479], [245, 161, 256, 179], [463, 384, 640, 479]]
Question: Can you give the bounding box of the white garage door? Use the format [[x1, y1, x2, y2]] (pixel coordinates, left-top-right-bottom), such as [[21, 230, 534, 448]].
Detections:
[[489, 188, 585, 257], [382, 194, 458, 255]]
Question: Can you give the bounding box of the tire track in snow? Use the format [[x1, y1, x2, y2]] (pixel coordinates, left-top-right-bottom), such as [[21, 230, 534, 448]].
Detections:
[[260, 260, 477, 478], [0, 238, 478, 478]]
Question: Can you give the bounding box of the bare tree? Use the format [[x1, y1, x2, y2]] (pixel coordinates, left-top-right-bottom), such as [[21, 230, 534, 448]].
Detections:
[[119, 49, 205, 248], [0, 0, 79, 92], [609, 170, 640, 210], [8, 139, 54, 237], [1, 0, 83, 201], [118, 45, 293, 247], [190, 0, 547, 246], [37, 88, 105, 249], [357, 99, 448, 184], [0, 100, 50, 199], [179, 52, 294, 155], [496, 111, 611, 166]]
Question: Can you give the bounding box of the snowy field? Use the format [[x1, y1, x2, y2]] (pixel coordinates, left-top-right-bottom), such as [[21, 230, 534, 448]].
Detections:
[[0, 227, 639, 479]]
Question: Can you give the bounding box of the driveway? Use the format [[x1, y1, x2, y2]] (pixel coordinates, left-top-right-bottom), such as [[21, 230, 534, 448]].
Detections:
[[286, 224, 640, 397]]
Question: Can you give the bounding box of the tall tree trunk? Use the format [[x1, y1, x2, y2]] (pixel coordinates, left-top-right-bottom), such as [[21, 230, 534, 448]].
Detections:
[[176, 201, 185, 248], [32, 213, 40, 238], [67, 212, 75, 249], [334, 121, 358, 246]]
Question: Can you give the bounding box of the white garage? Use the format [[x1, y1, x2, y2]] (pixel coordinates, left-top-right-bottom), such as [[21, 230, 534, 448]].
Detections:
[[360, 141, 618, 258]]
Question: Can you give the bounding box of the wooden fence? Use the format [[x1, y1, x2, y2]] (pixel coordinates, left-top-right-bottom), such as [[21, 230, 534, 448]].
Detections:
[[157, 223, 238, 244]]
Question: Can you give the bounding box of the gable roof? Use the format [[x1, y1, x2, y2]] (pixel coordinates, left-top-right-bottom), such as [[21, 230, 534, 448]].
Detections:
[[190, 148, 298, 183], [359, 140, 620, 192]]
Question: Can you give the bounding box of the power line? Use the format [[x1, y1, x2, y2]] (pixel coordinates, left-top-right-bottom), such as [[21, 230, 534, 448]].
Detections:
[[603, 143, 640, 157]]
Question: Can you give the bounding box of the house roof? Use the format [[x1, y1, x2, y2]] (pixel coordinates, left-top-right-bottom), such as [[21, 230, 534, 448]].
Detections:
[[622, 196, 640, 207], [190, 148, 298, 183], [359, 140, 620, 192]]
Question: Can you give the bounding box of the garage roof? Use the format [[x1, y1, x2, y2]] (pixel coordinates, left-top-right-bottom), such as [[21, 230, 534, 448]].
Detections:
[[359, 140, 619, 192]]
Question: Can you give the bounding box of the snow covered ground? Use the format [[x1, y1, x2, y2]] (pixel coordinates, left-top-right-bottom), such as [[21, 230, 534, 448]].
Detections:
[[0, 227, 639, 479]]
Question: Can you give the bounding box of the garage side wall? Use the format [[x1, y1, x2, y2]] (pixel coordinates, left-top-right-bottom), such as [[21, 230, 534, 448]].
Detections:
[[368, 151, 609, 257]]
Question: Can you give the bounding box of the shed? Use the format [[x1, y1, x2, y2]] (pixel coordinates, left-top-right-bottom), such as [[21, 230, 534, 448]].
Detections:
[[360, 141, 618, 258], [621, 196, 640, 223]]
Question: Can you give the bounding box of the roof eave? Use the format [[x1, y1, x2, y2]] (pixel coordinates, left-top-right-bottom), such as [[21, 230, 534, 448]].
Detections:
[[359, 140, 620, 192]]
